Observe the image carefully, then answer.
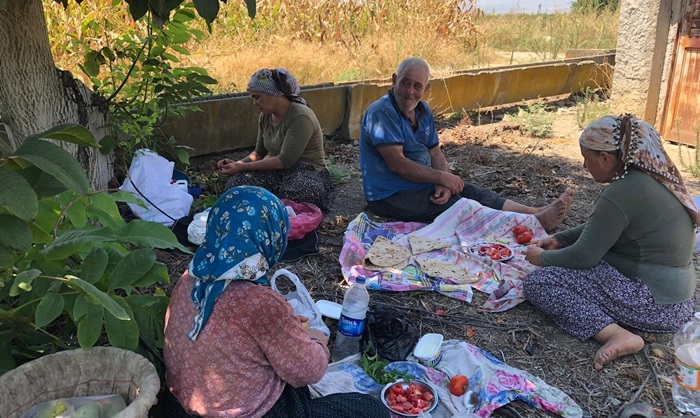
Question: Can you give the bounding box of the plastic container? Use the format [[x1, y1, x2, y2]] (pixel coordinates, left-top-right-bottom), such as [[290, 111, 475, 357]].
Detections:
[[673, 311, 700, 415], [331, 276, 369, 362], [413, 333, 444, 367]]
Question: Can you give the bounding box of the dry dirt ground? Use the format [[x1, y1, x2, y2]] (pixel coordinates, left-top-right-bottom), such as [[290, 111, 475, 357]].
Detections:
[[162, 95, 700, 418]]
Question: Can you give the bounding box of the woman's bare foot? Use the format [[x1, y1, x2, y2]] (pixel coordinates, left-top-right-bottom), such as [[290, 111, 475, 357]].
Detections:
[[534, 188, 573, 231], [593, 324, 645, 370]]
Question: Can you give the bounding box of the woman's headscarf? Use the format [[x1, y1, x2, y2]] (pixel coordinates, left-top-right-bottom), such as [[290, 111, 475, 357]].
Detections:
[[246, 68, 308, 106], [187, 186, 289, 341], [579, 114, 700, 226]]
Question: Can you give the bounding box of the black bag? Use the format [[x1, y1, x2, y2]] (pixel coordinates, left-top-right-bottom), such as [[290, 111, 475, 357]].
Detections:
[[362, 306, 420, 362]]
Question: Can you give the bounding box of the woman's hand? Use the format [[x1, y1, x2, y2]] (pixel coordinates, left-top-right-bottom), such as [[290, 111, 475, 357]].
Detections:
[[215, 158, 233, 170], [307, 328, 329, 346], [537, 235, 562, 250], [524, 236, 561, 266], [219, 161, 246, 176], [297, 315, 310, 330]]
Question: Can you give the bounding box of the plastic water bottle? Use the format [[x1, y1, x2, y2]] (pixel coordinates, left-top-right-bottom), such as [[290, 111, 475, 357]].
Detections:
[[673, 312, 700, 415], [331, 276, 369, 362]]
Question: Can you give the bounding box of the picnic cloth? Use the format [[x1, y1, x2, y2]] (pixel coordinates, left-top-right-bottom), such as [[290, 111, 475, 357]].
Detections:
[[310, 339, 584, 418], [339, 198, 547, 311]]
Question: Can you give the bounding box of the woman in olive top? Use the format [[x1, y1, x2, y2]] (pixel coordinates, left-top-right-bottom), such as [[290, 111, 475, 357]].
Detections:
[[524, 114, 700, 371], [216, 68, 333, 211]]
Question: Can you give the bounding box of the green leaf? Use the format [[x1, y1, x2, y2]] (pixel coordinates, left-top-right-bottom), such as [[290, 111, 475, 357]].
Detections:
[[193, 0, 219, 25], [34, 198, 61, 236], [127, 294, 169, 349], [125, 0, 148, 21], [171, 147, 190, 165], [29, 221, 53, 244], [0, 215, 32, 251], [81, 247, 109, 284], [0, 166, 38, 221], [116, 220, 190, 253], [171, 44, 190, 55], [57, 192, 87, 229], [73, 294, 88, 322], [131, 261, 169, 287], [35, 292, 64, 328], [108, 248, 156, 291], [77, 302, 103, 349], [244, 0, 256, 18], [0, 245, 14, 270], [9, 269, 40, 297], [0, 135, 13, 157], [104, 296, 138, 350], [18, 166, 68, 199], [0, 341, 17, 376], [98, 135, 117, 155], [25, 124, 100, 148], [86, 193, 125, 229], [11, 139, 90, 194], [40, 228, 115, 260], [82, 51, 100, 77], [109, 190, 147, 206], [64, 275, 129, 320]]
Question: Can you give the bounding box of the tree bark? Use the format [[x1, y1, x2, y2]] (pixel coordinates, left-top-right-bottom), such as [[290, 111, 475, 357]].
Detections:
[[0, 0, 113, 190]]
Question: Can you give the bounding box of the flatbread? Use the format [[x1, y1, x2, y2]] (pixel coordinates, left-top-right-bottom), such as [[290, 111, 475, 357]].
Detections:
[[362, 236, 411, 271], [415, 256, 479, 284], [408, 235, 451, 255]]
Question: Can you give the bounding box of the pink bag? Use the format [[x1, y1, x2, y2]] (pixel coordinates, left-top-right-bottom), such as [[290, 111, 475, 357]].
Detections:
[[282, 199, 322, 240]]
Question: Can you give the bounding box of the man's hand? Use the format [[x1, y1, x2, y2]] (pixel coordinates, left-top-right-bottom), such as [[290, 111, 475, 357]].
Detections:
[[439, 172, 464, 195], [430, 185, 452, 205]]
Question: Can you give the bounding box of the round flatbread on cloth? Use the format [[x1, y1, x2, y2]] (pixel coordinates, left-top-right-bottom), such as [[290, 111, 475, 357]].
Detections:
[[408, 235, 451, 255], [415, 256, 479, 284], [362, 236, 411, 271]]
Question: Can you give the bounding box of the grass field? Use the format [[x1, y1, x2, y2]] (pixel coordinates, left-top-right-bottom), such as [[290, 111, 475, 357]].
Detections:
[[44, 0, 618, 94]]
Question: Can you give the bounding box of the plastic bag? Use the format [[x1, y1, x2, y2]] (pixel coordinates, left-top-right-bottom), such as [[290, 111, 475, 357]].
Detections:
[[21, 394, 126, 418], [362, 306, 419, 362], [187, 208, 211, 245], [281, 199, 322, 240], [119, 149, 193, 227], [271, 269, 330, 337]]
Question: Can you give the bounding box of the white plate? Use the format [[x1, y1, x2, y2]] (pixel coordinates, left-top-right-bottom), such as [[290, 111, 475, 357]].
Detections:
[[467, 241, 514, 262], [316, 300, 342, 320]]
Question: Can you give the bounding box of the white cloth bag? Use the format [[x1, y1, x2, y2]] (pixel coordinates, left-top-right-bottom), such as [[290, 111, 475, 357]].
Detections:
[[120, 149, 193, 227]]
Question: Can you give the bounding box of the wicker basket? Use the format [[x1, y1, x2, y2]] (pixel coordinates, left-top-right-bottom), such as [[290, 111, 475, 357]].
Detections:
[[0, 346, 160, 418]]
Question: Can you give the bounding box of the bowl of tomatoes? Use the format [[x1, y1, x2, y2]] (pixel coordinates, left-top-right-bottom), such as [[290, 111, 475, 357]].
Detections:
[[467, 242, 514, 262], [381, 379, 438, 416]]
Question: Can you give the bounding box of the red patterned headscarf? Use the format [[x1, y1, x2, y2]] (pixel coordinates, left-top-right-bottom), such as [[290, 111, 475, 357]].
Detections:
[[579, 114, 700, 227]]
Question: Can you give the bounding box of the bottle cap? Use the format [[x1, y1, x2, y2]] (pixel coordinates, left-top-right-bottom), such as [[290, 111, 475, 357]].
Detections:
[[355, 276, 366, 284]]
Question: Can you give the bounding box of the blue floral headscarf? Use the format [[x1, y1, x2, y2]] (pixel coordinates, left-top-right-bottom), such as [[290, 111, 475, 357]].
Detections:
[[187, 186, 289, 341]]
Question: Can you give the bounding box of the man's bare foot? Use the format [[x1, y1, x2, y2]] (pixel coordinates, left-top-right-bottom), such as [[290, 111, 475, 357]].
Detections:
[[593, 324, 644, 371], [534, 189, 572, 231]]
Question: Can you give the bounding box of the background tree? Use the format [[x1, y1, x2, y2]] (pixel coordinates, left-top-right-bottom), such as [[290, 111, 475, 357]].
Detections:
[[0, 0, 255, 189]]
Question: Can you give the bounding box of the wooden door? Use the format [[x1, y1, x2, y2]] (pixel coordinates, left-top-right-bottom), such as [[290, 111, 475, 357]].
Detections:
[[662, 0, 700, 145]]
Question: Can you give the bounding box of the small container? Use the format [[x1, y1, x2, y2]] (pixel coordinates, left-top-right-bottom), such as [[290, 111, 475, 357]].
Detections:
[[413, 333, 444, 367]]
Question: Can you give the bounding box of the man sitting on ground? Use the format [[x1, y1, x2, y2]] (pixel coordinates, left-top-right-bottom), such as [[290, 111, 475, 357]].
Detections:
[[359, 57, 572, 230]]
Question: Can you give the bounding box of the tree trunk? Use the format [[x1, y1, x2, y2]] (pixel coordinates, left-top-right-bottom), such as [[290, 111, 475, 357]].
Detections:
[[0, 0, 113, 190]]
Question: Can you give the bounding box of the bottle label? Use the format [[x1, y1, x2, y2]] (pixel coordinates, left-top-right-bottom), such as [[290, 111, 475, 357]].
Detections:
[[337, 313, 365, 338], [675, 356, 700, 390]]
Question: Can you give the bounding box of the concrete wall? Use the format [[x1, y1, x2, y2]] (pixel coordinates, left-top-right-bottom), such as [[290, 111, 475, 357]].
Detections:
[[610, 0, 679, 124], [162, 55, 614, 156]]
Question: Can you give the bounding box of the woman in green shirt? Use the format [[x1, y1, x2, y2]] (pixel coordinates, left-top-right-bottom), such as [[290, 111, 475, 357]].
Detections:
[[216, 68, 333, 211], [524, 115, 700, 371]]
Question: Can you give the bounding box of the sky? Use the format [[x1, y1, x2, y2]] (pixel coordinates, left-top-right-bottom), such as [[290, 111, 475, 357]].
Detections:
[[477, 0, 574, 14]]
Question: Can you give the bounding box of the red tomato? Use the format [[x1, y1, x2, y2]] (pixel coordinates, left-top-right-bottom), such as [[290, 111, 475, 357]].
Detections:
[[516, 231, 533, 244], [513, 225, 530, 235], [449, 375, 469, 396]]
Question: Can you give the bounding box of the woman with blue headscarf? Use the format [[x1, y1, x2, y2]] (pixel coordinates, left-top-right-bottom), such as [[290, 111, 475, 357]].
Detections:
[[163, 186, 387, 418], [215, 68, 334, 212]]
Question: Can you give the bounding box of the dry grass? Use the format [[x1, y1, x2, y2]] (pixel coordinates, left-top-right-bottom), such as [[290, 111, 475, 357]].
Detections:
[[44, 0, 619, 94]]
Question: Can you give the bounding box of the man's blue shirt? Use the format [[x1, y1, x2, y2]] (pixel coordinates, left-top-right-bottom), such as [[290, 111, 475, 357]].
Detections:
[[360, 92, 440, 201]]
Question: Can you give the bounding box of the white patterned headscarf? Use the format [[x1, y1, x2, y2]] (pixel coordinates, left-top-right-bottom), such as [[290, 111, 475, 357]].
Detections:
[[246, 68, 308, 106], [579, 114, 700, 226]]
